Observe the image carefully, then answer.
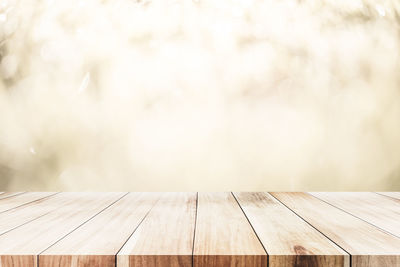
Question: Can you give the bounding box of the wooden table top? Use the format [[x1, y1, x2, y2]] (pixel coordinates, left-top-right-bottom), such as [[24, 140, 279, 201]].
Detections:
[[0, 192, 399, 267]]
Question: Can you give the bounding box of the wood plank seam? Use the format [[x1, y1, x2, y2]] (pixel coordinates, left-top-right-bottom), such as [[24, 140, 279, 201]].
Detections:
[[40, 193, 162, 267], [0, 193, 120, 240], [117, 193, 196, 267], [194, 192, 267, 267], [0, 210, 53, 238], [192, 192, 199, 267], [0, 193, 63, 237], [269, 193, 352, 261], [0, 192, 58, 215], [0, 192, 126, 267], [308, 192, 400, 239], [37, 192, 129, 256], [113, 193, 163, 266], [231, 192, 269, 266], [0, 192, 25, 201], [237, 192, 350, 267], [1, 192, 398, 267], [272, 193, 400, 267], [375, 192, 400, 201]]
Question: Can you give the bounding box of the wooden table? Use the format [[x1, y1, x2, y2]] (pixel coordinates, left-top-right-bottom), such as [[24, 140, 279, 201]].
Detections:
[[0, 192, 399, 267]]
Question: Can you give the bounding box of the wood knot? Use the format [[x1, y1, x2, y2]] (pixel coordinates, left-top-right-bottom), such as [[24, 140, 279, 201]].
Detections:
[[294, 245, 309, 255]]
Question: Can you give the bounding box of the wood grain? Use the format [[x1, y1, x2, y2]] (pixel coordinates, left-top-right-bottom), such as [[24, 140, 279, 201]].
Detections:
[[0, 192, 125, 267], [0, 192, 24, 200], [377, 192, 400, 200], [40, 192, 160, 267], [234, 192, 349, 267], [0, 192, 56, 213], [193, 192, 267, 267], [0, 255, 37, 267], [118, 192, 196, 267], [271, 192, 400, 267], [0, 192, 398, 267], [0, 192, 66, 235], [310, 192, 400, 237]]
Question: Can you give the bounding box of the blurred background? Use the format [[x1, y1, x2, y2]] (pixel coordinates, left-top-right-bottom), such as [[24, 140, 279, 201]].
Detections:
[[0, 0, 400, 191]]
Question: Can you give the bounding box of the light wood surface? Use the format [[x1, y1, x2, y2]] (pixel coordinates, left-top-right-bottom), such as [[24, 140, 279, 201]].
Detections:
[[118, 192, 197, 267], [41, 192, 160, 267], [193, 192, 267, 267], [0, 192, 399, 267], [0, 192, 65, 235], [377, 192, 400, 200], [310, 192, 400, 238], [271, 192, 400, 267], [0, 192, 24, 200], [0, 192, 56, 213], [234, 192, 349, 267], [0, 192, 124, 267]]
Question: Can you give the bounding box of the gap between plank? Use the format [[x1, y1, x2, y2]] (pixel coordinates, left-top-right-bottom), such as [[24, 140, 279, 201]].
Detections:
[[0, 192, 25, 201], [269, 193, 352, 267], [0, 210, 54, 237], [231, 192, 269, 267], [0, 192, 59, 215], [375, 192, 400, 201], [37, 192, 131, 263], [114, 193, 164, 267], [191, 192, 198, 267], [308, 192, 400, 240], [0, 193, 61, 237]]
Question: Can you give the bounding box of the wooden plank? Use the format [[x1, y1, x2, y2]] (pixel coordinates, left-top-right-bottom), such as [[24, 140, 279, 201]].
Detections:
[[193, 192, 267, 267], [0, 192, 125, 267], [117, 192, 197, 267], [271, 192, 400, 267], [0, 192, 56, 213], [40, 192, 160, 267], [377, 192, 400, 200], [234, 192, 349, 267], [0, 192, 24, 201], [0, 193, 61, 235], [310, 192, 400, 238], [0, 192, 117, 236]]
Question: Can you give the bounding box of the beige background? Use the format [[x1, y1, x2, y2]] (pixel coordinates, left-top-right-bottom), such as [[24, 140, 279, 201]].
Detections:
[[1, 0, 400, 191]]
